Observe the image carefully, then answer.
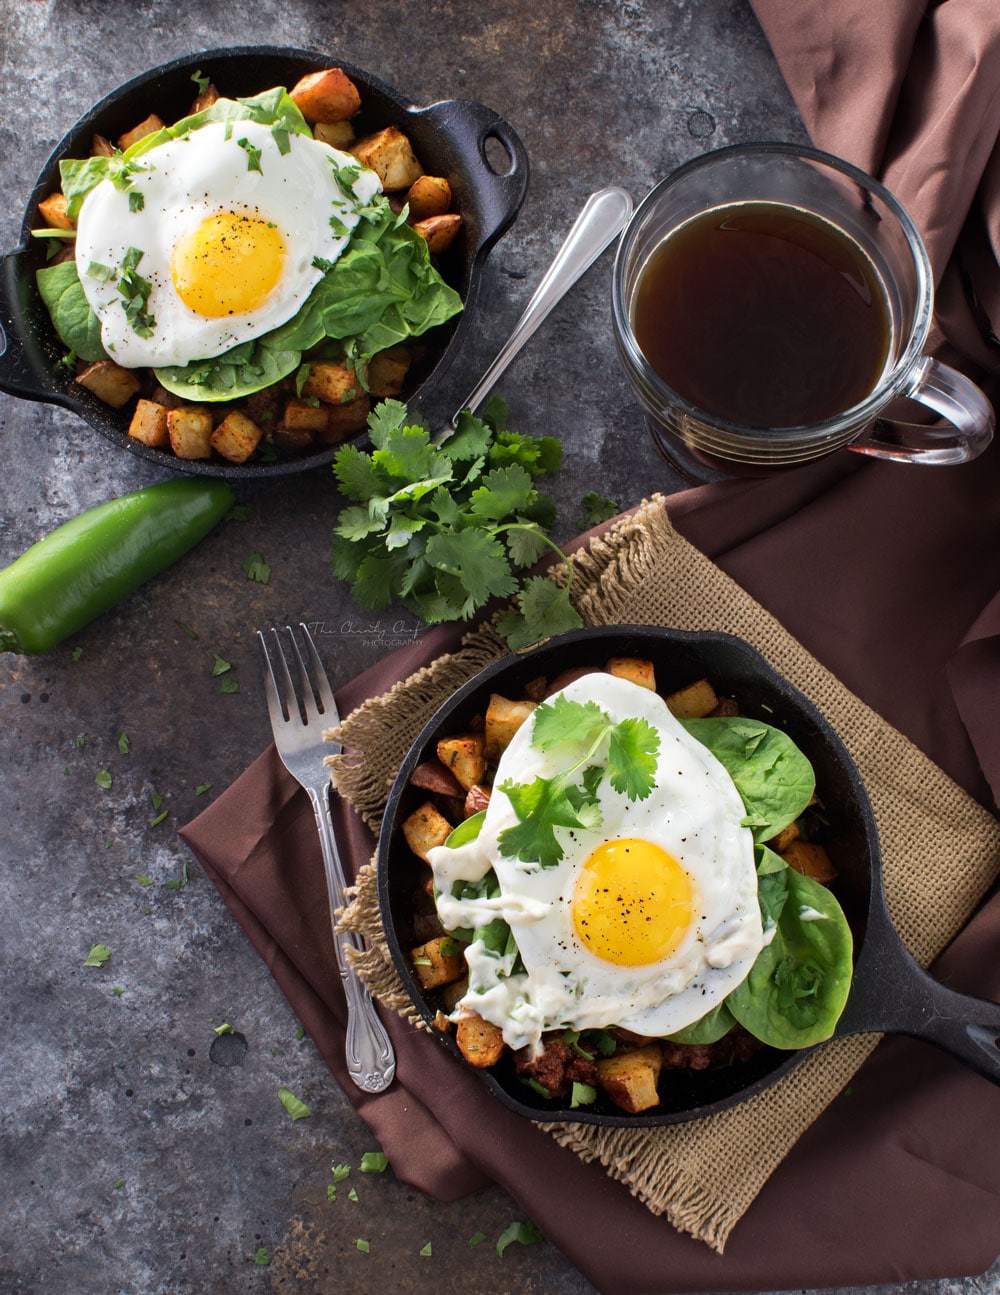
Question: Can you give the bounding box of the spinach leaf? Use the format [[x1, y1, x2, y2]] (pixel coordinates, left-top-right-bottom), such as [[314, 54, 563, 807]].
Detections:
[[35, 261, 108, 361], [682, 716, 815, 842], [153, 336, 300, 401], [667, 1001, 736, 1045], [727, 862, 853, 1049]]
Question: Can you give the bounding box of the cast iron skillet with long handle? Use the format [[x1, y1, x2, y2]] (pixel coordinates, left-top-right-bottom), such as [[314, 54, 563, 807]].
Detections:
[[0, 46, 528, 478], [377, 625, 1000, 1127]]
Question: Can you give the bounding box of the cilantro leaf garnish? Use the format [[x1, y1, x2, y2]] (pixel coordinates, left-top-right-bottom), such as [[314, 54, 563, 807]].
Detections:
[[496, 1219, 543, 1256], [329, 399, 583, 648], [236, 137, 263, 174], [496, 697, 659, 867], [84, 943, 111, 967], [191, 69, 211, 95], [577, 490, 620, 529], [277, 1087, 310, 1120]]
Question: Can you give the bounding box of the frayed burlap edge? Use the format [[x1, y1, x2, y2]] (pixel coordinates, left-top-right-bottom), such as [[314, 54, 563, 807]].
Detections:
[[333, 494, 1000, 1253]]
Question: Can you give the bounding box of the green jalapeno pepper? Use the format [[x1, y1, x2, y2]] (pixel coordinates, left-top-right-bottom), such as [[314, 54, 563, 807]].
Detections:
[[0, 478, 235, 655]]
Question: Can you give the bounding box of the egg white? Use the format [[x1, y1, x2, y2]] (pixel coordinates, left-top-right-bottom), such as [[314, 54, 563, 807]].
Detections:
[[74, 117, 381, 367], [428, 674, 764, 1054]]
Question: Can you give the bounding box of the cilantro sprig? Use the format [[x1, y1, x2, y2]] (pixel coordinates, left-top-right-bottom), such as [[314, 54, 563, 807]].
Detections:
[[497, 694, 660, 867], [330, 398, 583, 647]]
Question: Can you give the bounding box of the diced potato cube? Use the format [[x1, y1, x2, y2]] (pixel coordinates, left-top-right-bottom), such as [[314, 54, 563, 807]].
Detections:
[[271, 425, 315, 454], [436, 735, 487, 792], [768, 821, 801, 853], [666, 677, 720, 718], [127, 398, 170, 448], [350, 126, 424, 191], [410, 934, 465, 991], [411, 212, 462, 255], [402, 802, 453, 863], [455, 1012, 506, 1068], [432, 1010, 453, 1033], [166, 405, 214, 459], [596, 1044, 663, 1114], [439, 975, 469, 1013], [189, 83, 219, 114], [37, 192, 74, 230], [74, 360, 141, 409], [282, 398, 331, 434], [544, 666, 601, 697], [301, 361, 363, 406], [318, 394, 371, 443], [91, 133, 115, 158], [464, 784, 491, 817], [781, 839, 837, 883], [149, 383, 184, 411], [290, 68, 362, 124], [210, 410, 263, 464], [313, 120, 356, 148], [366, 346, 411, 398], [117, 114, 165, 151], [607, 656, 657, 692], [406, 175, 452, 220], [484, 694, 537, 759]]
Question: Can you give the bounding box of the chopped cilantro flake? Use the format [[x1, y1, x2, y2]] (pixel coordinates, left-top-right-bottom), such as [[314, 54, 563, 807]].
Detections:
[[277, 1087, 310, 1120], [211, 653, 232, 676], [355, 1238, 369, 1254], [117, 730, 131, 755], [359, 1151, 388, 1173], [84, 944, 111, 967], [95, 769, 112, 790], [236, 137, 263, 174], [242, 553, 271, 584], [195, 783, 213, 796], [71, 646, 83, 661], [219, 676, 240, 694], [468, 1231, 486, 1248], [165, 862, 189, 891], [419, 1242, 432, 1256], [150, 809, 168, 827], [496, 1219, 543, 1256], [253, 1246, 269, 1266]]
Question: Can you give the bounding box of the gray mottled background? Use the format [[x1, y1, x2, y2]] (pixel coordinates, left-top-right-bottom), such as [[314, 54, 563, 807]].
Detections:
[[1, 2, 997, 1293]]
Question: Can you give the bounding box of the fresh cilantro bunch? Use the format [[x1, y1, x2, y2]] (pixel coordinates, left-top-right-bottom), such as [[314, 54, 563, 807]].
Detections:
[[497, 694, 661, 867], [330, 398, 584, 646]]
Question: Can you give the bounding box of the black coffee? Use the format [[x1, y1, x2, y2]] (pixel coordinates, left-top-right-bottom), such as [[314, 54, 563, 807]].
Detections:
[[633, 202, 891, 429]]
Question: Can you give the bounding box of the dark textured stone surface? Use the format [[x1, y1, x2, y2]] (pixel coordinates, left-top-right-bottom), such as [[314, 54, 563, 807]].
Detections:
[[1, 2, 997, 1293]]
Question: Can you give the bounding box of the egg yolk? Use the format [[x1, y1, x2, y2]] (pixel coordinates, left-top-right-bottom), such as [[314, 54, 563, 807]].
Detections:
[[572, 838, 694, 966], [171, 212, 285, 318]]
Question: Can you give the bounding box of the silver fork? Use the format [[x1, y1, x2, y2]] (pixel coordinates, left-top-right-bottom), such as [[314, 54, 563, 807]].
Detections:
[[256, 623, 396, 1093]]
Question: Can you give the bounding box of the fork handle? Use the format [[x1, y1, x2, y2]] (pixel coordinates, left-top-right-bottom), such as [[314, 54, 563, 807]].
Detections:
[[307, 784, 397, 1093]]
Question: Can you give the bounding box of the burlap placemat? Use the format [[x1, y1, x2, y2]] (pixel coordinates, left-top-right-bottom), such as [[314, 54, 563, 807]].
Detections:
[[332, 494, 1000, 1253]]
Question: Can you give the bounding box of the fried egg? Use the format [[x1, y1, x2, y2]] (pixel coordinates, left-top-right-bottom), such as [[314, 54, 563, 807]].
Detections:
[[428, 674, 764, 1054], [74, 116, 380, 367]]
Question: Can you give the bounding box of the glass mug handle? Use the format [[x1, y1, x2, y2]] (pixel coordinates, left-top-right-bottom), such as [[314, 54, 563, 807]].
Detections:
[[850, 356, 995, 465]]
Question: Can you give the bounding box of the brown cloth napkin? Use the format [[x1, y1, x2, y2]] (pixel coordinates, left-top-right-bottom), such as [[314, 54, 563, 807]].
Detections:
[[180, 4, 1000, 1290]]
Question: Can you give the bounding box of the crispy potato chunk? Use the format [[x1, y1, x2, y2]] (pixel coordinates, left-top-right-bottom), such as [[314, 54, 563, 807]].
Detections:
[[282, 398, 330, 434], [606, 656, 656, 692], [410, 759, 465, 798], [75, 360, 142, 409], [666, 677, 720, 718], [406, 175, 452, 220], [37, 192, 74, 230], [402, 802, 453, 863], [166, 405, 214, 460], [313, 120, 356, 148], [366, 346, 411, 398], [301, 361, 363, 406], [318, 394, 371, 443], [484, 694, 537, 759], [189, 83, 219, 114], [464, 784, 491, 817], [411, 212, 462, 255], [350, 125, 424, 191], [410, 935, 465, 991], [768, 821, 801, 853], [439, 974, 470, 1012], [290, 67, 362, 124], [117, 114, 165, 151], [456, 1012, 506, 1068], [545, 666, 601, 697], [436, 735, 487, 791], [781, 839, 837, 883], [596, 1044, 663, 1114], [210, 410, 262, 464], [127, 398, 170, 448]]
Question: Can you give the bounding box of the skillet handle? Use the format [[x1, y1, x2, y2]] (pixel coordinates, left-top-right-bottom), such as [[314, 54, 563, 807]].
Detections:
[[839, 907, 1000, 1085], [0, 246, 56, 402], [416, 99, 529, 251]]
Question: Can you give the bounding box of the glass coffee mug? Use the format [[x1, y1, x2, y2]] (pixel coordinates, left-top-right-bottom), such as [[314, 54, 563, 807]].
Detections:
[[612, 143, 994, 472]]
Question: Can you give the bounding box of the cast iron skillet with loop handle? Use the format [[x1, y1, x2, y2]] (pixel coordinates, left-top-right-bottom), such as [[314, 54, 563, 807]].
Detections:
[[378, 626, 1000, 1127], [0, 46, 528, 477]]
